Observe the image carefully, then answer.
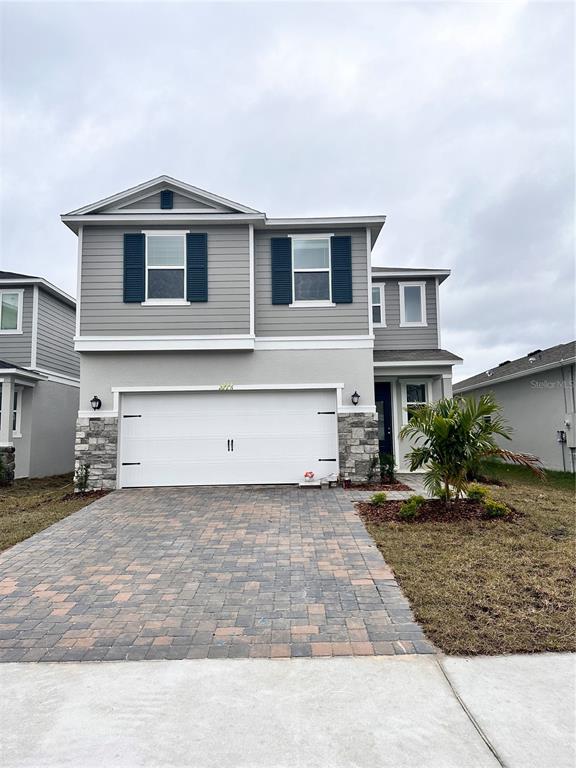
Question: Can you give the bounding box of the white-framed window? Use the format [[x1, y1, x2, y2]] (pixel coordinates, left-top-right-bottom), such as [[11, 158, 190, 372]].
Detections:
[[0, 289, 24, 334], [402, 380, 428, 424], [372, 284, 385, 326], [290, 235, 335, 307], [399, 281, 427, 327], [0, 385, 22, 437], [142, 231, 189, 305]]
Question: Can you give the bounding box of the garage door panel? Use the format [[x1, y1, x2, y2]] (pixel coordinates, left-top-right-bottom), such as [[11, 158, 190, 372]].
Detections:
[[119, 390, 338, 488]]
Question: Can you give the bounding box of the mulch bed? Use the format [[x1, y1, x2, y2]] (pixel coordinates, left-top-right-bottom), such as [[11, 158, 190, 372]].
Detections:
[[346, 482, 412, 491], [357, 498, 521, 524]]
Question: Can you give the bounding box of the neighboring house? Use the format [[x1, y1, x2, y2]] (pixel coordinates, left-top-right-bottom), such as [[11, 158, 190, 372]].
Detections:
[[0, 272, 80, 480], [62, 175, 461, 490], [454, 341, 576, 473]]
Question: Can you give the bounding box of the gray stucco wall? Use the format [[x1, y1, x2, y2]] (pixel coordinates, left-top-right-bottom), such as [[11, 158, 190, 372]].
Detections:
[[80, 225, 251, 336], [28, 379, 79, 477], [0, 286, 33, 366], [36, 289, 79, 378], [254, 229, 370, 336], [373, 278, 438, 350], [78, 348, 376, 413], [458, 365, 576, 472]]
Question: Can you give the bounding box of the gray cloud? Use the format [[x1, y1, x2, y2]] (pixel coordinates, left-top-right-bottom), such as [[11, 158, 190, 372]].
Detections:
[[0, 1, 573, 380]]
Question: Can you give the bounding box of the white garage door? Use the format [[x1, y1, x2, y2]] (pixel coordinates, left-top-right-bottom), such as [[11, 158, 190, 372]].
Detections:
[[119, 390, 339, 488]]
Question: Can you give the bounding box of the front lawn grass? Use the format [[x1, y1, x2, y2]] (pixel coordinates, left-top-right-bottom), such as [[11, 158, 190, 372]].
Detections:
[[0, 474, 104, 552], [363, 466, 575, 655]]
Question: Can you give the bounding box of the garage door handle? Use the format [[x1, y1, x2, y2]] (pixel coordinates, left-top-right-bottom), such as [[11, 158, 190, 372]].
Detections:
[[317, 411, 335, 415], [231, 439, 234, 452], [122, 462, 141, 466], [123, 414, 142, 418], [318, 458, 337, 462]]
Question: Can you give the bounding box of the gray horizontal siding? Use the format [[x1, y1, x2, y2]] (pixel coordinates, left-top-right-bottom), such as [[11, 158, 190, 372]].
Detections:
[[255, 229, 369, 337], [36, 290, 79, 378], [119, 192, 215, 211], [0, 286, 32, 366], [80, 225, 250, 335], [374, 279, 439, 350]]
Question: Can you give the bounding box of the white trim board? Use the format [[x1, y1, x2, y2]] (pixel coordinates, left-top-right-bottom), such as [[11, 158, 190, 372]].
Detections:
[[111, 383, 345, 394], [30, 285, 39, 366], [74, 335, 255, 352], [256, 336, 374, 350]]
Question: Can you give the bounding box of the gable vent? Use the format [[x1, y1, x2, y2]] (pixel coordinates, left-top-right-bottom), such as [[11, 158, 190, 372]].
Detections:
[[160, 190, 174, 209]]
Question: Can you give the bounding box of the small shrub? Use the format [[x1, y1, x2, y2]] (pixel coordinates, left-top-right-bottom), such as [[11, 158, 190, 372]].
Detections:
[[379, 453, 396, 483], [74, 462, 90, 493], [370, 491, 388, 505], [467, 483, 489, 502], [399, 494, 426, 520], [483, 498, 509, 518], [367, 455, 379, 484]]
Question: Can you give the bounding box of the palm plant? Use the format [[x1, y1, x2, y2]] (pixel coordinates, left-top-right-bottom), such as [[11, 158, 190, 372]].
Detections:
[[399, 394, 543, 503]]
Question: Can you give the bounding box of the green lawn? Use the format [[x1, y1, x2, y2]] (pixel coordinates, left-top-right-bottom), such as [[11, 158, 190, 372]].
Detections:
[[0, 475, 105, 552], [363, 464, 575, 655]]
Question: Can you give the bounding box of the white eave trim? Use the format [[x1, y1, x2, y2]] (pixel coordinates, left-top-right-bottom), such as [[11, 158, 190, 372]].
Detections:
[[256, 335, 374, 350], [0, 279, 75, 308], [374, 359, 462, 367], [0, 368, 45, 382], [454, 357, 576, 393], [74, 335, 256, 352]]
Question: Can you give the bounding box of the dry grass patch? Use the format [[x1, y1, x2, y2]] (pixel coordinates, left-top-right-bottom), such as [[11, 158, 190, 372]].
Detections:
[[362, 469, 575, 655], [0, 474, 107, 552]]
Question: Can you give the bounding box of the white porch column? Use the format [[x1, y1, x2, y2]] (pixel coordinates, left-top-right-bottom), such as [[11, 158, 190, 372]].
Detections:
[[442, 373, 453, 398], [0, 376, 14, 445]]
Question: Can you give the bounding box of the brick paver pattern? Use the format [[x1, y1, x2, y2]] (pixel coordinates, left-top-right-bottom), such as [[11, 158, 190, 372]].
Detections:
[[0, 487, 435, 661]]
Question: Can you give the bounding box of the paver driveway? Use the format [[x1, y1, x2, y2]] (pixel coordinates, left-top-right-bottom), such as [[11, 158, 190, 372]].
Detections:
[[0, 487, 433, 661]]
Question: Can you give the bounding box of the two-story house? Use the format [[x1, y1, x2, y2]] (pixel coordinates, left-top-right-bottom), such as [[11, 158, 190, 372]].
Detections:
[[62, 176, 461, 490], [0, 271, 79, 481]]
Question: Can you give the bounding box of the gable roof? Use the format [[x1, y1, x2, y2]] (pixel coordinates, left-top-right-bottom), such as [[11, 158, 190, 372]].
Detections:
[[454, 341, 576, 393], [0, 272, 75, 308], [61, 176, 387, 243], [64, 175, 262, 216]]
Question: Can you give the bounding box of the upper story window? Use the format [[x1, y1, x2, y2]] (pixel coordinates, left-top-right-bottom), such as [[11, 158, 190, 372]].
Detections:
[[372, 284, 385, 326], [0, 290, 23, 334], [399, 282, 427, 327], [291, 236, 334, 306], [144, 232, 188, 305]]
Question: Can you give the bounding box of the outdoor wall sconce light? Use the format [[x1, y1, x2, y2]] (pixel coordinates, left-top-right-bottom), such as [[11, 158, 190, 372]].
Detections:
[[90, 395, 102, 411], [351, 391, 360, 406]]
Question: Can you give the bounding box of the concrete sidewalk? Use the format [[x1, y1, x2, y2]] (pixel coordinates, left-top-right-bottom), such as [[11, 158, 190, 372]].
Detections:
[[1, 654, 574, 768]]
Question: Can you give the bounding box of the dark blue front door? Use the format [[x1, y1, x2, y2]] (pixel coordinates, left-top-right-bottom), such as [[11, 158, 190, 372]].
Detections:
[[375, 382, 393, 456]]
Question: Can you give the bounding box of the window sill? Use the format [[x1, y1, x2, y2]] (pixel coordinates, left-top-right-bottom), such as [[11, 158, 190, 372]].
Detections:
[[373, 323, 387, 328], [399, 322, 427, 328], [13, 432, 22, 439], [0, 329, 23, 335], [289, 301, 336, 308], [141, 300, 191, 307]]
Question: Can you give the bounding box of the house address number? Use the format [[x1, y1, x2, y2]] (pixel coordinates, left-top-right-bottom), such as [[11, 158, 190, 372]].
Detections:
[[219, 383, 234, 391]]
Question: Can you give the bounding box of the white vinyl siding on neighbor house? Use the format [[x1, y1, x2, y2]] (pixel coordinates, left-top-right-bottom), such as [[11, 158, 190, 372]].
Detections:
[[119, 389, 338, 487], [255, 229, 369, 336], [80, 225, 251, 335], [373, 279, 438, 350]]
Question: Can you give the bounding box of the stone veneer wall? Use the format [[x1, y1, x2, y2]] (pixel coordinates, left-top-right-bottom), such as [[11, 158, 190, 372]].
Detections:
[[75, 417, 118, 491], [337, 412, 379, 483], [0, 445, 15, 486]]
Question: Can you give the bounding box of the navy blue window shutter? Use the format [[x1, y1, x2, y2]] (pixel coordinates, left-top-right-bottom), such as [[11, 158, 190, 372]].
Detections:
[[123, 233, 145, 303], [186, 233, 208, 302], [331, 235, 353, 304], [271, 237, 292, 305], [160, 190, 173, 209]]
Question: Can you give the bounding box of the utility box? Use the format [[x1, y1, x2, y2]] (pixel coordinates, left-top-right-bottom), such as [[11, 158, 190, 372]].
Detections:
[[565, 413, 576, 448]]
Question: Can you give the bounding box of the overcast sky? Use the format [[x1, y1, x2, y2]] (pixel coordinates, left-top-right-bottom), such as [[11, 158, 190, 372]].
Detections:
[[1, 1, 573, 380]]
